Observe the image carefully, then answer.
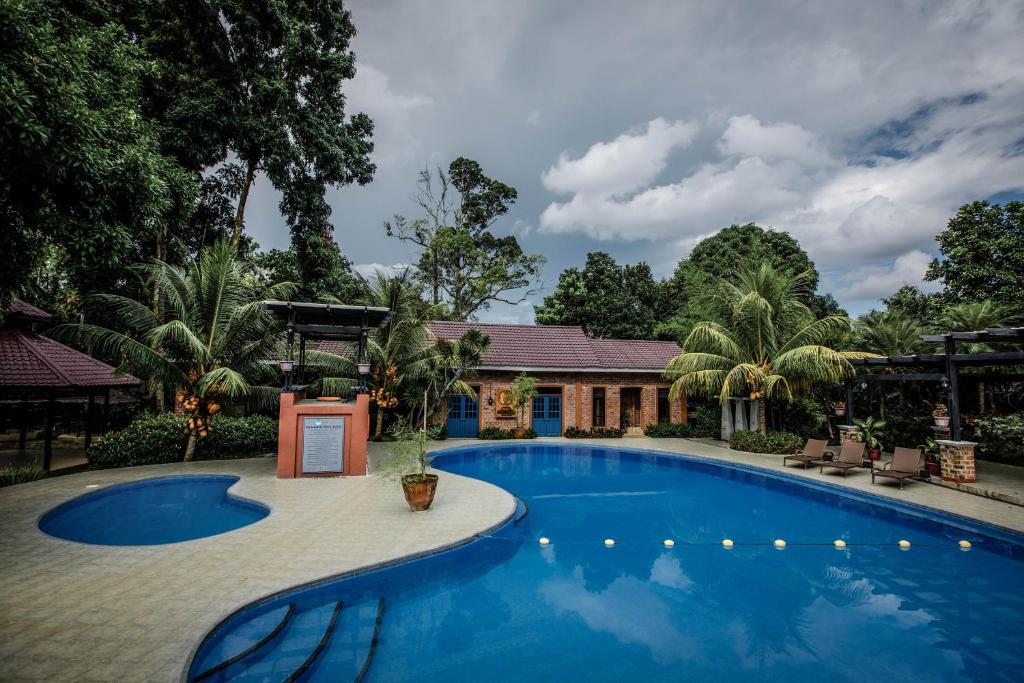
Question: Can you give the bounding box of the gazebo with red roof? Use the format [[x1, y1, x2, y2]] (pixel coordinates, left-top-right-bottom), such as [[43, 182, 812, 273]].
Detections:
[[1, 301, 140, 470]]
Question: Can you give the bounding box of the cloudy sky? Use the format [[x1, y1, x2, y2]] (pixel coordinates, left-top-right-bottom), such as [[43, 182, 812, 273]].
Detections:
[[245, 0, 1024, 321]]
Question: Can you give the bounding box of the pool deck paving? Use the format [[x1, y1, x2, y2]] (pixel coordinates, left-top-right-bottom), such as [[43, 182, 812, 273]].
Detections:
[[0, 437, 1021, 682]]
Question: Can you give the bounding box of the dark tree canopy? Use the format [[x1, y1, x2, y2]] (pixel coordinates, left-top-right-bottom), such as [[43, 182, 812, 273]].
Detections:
[[535, 252, 671, 339], [925, 200, 1024, 309], [881, 284, 943, 324]]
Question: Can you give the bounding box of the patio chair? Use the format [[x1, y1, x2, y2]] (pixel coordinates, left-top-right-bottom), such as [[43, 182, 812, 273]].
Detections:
[[871, 447, 924, 489], [816, 441, 866, 478], [783, 439, 830, 469]]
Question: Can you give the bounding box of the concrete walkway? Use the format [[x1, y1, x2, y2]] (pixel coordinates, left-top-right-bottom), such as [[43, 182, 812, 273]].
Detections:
[[0, 437, 1020, 682], [0, 450, 515, 682]]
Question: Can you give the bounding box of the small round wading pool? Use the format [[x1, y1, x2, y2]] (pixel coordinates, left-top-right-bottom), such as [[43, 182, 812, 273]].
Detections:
[[39, 475, 268, 545], [187, 445, 1024, 682]]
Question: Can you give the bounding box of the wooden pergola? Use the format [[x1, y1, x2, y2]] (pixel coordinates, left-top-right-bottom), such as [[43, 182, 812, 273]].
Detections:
[[0, 301, 141, 471], [847, 327, 1024, 440]]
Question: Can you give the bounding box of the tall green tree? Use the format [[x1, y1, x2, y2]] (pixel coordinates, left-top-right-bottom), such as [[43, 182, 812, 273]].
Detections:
[[665, 263, 870, 433], [386, 158, 545, 320], [0, 0, 189, 312], [881, 284, 943, 325], [854, 310, 931, 357], [53, 241, 295, 460], [925, 200, 1024, 308], [535, 252, 671, 338]]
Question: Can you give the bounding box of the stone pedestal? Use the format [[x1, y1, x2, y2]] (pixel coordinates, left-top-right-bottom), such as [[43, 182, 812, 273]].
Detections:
[[837, 425, 860, 446], [938, 440, 978, 483]]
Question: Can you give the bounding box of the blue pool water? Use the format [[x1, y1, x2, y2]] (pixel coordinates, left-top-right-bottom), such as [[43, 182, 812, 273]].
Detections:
[[188, 445, 1024, 682], [40, 475, 269, 545]]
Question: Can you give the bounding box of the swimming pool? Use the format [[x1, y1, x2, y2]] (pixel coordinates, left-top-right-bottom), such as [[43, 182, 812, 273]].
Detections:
[[40, 475, 269, 545], [187, 444, 1024, 682]]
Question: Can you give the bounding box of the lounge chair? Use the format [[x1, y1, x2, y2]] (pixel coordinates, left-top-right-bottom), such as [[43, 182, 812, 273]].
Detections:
[[783, 439, 830, 469], [816, 441, 866, 477], [871, 447, 924, 489]]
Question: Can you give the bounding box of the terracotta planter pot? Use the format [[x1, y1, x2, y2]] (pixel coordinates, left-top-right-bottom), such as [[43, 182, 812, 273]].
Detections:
[[511, 428, 527, 439], [933, 417, 949, 428], [834, 409, 846, 417], [868, 448, 881, 461], [402, 474, 438, 512], [926, 461, 941, 476]]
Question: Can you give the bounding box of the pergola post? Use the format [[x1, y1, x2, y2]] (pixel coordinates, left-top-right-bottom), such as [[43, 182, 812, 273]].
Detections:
[[18, 399, 28, 450], [844, 381, 855, 423], [102, 389, 111, 432], [42, 391, 55, 472], [944, 336, 962, 440], [83, 392, 95, 450]]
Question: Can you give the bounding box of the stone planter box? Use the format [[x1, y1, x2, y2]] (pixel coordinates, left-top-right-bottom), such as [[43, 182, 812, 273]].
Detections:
[[937, 440, 978, 483]]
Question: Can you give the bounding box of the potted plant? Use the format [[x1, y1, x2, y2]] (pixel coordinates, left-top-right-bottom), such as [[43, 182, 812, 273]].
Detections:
[[380, 421, 436, 511], [932, 402, 950, 428], [920, 437, 941, 477], [853, 416, 885, 461], [508, 373, 539, 439], [830, 400, 846, 417]]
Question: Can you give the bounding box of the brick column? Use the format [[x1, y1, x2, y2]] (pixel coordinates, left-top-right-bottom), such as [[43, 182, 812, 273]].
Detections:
[[837, 425, 860, 446], [938, 440, 978, 483]]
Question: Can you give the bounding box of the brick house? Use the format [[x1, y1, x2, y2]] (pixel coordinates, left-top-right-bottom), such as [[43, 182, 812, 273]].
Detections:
[[427, 322, 687, 437]]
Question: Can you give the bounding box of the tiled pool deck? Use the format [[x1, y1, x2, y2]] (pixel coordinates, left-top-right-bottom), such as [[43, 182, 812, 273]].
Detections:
[[0, 437, 1021, 682]]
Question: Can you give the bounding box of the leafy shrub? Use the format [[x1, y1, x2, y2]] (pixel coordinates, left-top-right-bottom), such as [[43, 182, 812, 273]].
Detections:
[[974, 415, 1024, 464], [478, 426, 513, 440], [778, 397, 826, 439], [689, 404, 720, 438], [522, 428, 538, 439], [425, 423, 447, 441], [729, 430, 804, 454], [88, 413, 277, 469], [0, 465, 47, 487], [882, 415, 933, 453], [565, 426, 624, 438], [644, 422, 692, 438]]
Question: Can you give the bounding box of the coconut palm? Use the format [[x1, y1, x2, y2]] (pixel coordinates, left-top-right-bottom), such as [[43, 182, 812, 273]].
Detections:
[[939, 300, 1016, 413], [53, 241, 296, 460], [854, 310, 931, 357], [665, 263, 873, 433]]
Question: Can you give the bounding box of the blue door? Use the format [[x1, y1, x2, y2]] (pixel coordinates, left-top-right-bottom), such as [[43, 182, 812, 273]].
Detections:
[[446, 394, 479, 438], [532, 395, 562, 436]]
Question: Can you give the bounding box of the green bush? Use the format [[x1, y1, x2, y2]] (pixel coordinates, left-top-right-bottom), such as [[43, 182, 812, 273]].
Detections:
[[882, 415, 933, 452], [729, 430, 804, 454], [644, 422, 692, 438], [478, 426, 513, 440], [778, 397, 826, 438], [522, 428, 538, 439], [565, 426, 624, 438], [425, 424, 447, 441], [88, 413, 278, 469], [974, 415, 1024, 464], [689, 404, 720, 438], [0, 465, 47, 487]]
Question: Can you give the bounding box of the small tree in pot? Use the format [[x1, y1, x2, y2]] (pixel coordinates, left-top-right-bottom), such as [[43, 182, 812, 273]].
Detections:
[[932, 402, 950, 428], [853, 416, 886, 461], [379, 421, 436, 511], [509, 373, 539, 438]]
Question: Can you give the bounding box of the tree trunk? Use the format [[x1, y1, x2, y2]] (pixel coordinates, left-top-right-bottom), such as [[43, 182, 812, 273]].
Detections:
[[229, 160, 257, 248], [152, 226, 166, 412], [759, 397, 767, 435], [375, 409, 384, 440], [184, 430, 197, 462]]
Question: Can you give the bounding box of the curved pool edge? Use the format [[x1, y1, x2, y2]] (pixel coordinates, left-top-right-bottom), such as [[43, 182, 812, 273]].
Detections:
[[180, 490, 521, 682], [36, 474, 272, 548], [428, 440, 1024, 546]]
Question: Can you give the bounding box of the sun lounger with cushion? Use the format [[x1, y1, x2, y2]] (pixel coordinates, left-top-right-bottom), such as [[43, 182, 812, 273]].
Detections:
[[783, 439, 829, 469], [816, 441, 866, 477], [871, 447, 924, 489]]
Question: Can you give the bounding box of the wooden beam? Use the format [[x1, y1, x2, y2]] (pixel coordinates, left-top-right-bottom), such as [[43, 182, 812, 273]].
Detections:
[[83, 393, 95, 450], [857, 373, 946, 382]]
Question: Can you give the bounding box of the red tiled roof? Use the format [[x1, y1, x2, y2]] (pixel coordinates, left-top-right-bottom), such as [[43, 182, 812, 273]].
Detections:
[[0, 329, 140, 389], [425, 321, 681, 371], [7, 299, 53, 322]]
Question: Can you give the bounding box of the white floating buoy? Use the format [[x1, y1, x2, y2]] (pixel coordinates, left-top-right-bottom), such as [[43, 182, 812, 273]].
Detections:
[[663, 539, 675, 548], [834, 539, 847, 549], [722, 539, 734, 549], [898, 539, 911, 550], [604, 538, 615, 547], [958, 540, 972, 550], [538, 537, 550, 545], [85, 484, 100, 489], [774, 539, 787, 549]]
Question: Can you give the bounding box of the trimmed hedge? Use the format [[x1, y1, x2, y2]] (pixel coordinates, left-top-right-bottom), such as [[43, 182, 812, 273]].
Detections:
[[565, 426, 624, 438], [88, 413, 278, 469], [729, 430, 804, 454], [644, 422, 691, 438], [974, 415, 1024, 465]]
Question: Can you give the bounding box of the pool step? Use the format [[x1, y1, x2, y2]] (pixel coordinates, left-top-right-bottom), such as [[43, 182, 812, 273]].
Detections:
[[222, 600, 342, 682], [193, 604, 296, 681], [301, 598, 385, 683]]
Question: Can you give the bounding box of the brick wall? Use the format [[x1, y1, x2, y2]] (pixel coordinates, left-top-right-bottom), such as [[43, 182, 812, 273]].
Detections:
[[438, 370, 687, 433]]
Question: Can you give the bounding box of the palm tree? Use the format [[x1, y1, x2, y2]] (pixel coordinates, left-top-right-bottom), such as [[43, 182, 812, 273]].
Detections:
[[854, 310, 931, 357], [665, 263, 872, 434], [940, 300, 1016, 413], [53, 241, 295, 460]]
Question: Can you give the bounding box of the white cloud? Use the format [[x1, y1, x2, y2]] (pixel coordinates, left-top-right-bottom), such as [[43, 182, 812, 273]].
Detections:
[[345, 63, 434, 167], [541, 118, 699, 196], [719, 115, 833, 166], [352, 262, 412, 279], [829, 250, 941, 302], [525, 109, 542, 126]]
